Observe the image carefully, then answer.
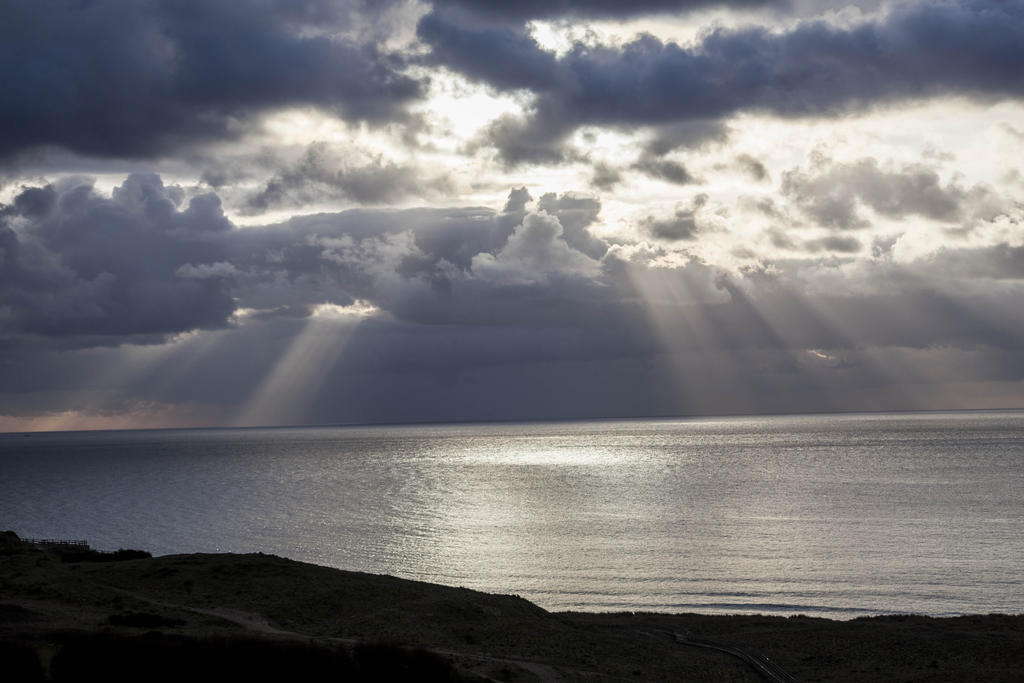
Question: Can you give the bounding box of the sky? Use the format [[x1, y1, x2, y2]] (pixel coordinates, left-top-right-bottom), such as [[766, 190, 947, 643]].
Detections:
[[1, 0, 1023, 431]]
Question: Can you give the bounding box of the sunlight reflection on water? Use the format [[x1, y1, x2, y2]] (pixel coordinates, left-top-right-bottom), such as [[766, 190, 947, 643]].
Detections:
[[1, 411, 1022, 618]]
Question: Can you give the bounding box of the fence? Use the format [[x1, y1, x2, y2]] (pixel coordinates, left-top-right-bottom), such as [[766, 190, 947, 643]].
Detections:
[[22, 538, 89, 548]]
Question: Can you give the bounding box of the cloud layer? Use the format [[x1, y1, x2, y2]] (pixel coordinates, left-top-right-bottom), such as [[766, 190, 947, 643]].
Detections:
[[2, 0, 1024, 428], [420, 0, 1024, 161], [3, 171, 1023, 423], [0, 0, 421, 160]]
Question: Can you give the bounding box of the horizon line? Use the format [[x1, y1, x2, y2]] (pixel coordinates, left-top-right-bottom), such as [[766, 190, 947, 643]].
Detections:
[[3, 406, 1023, 437]]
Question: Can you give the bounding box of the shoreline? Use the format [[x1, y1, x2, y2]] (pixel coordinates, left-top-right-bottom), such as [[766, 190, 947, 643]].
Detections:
[[3, 533, 1023, 681]]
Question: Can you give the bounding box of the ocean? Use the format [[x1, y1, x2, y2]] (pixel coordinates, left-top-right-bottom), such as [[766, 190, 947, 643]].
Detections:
[[2, 411, 1022, 618]]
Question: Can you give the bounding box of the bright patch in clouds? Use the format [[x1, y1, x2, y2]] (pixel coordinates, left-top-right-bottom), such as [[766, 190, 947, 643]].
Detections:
[[311, 300, 381, 319]]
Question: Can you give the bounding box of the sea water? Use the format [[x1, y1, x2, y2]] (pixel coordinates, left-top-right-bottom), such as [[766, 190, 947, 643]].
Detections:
[[1, 411, 1022, 618]]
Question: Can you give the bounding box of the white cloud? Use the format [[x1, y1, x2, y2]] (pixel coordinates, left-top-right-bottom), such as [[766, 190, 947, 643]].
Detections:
[[471, 211, 601, 285]]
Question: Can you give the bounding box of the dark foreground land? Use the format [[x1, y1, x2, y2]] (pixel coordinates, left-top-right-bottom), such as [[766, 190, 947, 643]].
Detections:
[[1, 532, 1022, 682]]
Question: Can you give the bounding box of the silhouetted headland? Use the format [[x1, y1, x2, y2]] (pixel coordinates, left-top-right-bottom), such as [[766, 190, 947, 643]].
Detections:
[[2, 531, 1022, 681]]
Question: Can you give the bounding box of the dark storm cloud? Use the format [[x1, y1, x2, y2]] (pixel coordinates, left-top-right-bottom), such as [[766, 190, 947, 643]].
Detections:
[[0, 0, 422, 160], [642, 195, 709, 240], [803, 235, 862, 253], [224, 187, 609, 316], [475, 112, 574, 166], [782, 157, 970, 229], [420, 0, 1024, 163], [7, 174, 1022, 354], [643, 211, 697, 241], [741, 196, 788, 220], [590, 163, 623, 191], [221, 188, 1024, 359], [5, 173, 1024, 424], [242, 144, 448, 214], [644, 121, 731, 157], [536, 192, 608, 258], [632, 155, 700, 185], [0, 175, 612, 347], [417, 11, 562, 91], [503, 187, 533, 214], [0, 175, 236, 343], [735, 154, 769, 181]]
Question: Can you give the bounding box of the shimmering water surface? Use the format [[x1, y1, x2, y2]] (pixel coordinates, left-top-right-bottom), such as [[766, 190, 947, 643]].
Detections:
[[2, 411, 1022, 618]]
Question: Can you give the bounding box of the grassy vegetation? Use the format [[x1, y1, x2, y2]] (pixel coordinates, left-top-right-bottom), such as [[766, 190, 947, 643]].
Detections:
[[2, 531, 1022, 681]]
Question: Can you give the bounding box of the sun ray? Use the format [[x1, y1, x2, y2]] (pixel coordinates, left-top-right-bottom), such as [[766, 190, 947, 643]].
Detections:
[[232, 302, 379, 427]]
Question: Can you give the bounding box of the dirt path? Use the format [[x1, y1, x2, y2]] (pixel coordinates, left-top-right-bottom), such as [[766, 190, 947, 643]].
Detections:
[[104, 586, 314, 639], [665, 630, 797, 683]]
